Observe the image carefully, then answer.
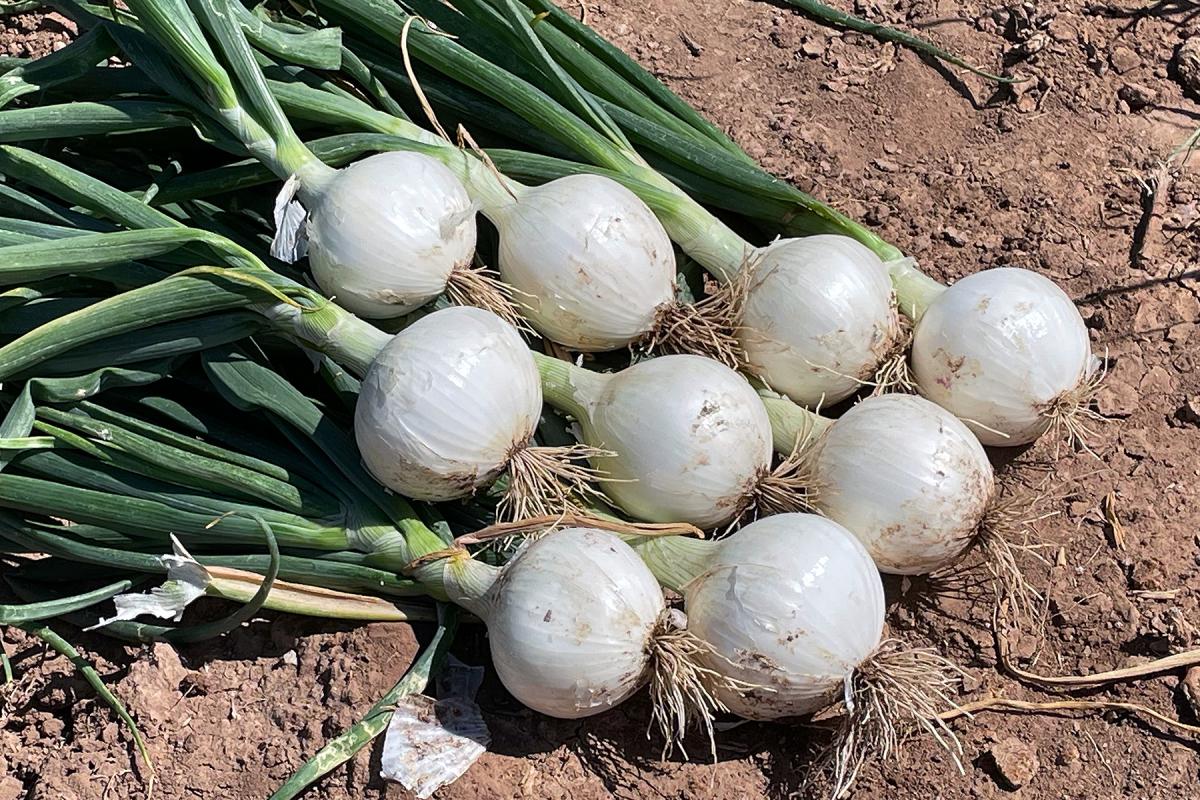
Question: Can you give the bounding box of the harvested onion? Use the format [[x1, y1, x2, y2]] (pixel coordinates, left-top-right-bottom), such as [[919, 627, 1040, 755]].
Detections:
[[301, 151, 479, 319], [739, 235, 902, 406], [354, 307, 597, 519], [439, 527, 734, 745], [911, 268, 1099, 446], [536, 353, 810, 528], [633, 514, 961, 791], [808, 394, 994, 575]]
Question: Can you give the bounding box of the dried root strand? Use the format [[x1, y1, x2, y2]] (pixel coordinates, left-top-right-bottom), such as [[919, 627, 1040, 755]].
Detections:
[[738, 439, 819, 525], [870, 305, 917, 396], [643, 272, 751, 369], [973, 488, 1051, 628], [814, 640, 964, 798], [645, 609, 755, 761], [498, 443, 612, 523], [456, 514, 703, 546], [1040, 361, 1106, 455], [445, 261, 527, 331]]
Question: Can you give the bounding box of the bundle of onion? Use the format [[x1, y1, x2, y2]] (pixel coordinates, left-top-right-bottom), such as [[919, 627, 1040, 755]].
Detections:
[[310, 0, 1100, 435], [632, 513, 962, 794], [421, 526, 741, 752], [534, 352, 813, 529], [123, 0, 510, 321], [268, 78, 745, 364]]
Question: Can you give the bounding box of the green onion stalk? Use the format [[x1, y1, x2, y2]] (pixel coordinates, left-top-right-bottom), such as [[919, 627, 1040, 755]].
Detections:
[[111, 0, 515, 322], [307, 0, 1100, 446]]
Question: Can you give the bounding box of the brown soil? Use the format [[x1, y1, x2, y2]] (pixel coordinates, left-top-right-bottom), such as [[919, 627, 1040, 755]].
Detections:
[[3, 1, 1200, 798]]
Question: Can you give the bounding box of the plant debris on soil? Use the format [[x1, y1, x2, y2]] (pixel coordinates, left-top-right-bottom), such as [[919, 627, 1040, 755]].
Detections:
[[3, 0, 1200, 797]]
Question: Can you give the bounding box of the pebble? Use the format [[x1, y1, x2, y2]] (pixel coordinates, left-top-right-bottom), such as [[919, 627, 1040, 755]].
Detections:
[[872, 157, 901, 173], [988, 736, 1040, 789], [942, 227, 968, 247], [1118, 82, 1158, 111], [1139, 365, 1176, 395], [1178, 396, 1200, 426], [0, 777, 23, 800], [1094, 379, 1138, 417], [1175, 38, 1200, 93], [1121, 429, 1151, 459], [1047, 17, 1075, 42], [799, 38, 824, 59], [1109, 45, 1141, 74]]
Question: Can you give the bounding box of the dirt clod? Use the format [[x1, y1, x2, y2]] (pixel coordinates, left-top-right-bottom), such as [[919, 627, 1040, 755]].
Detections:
[[1175, 38, 1200, 94], [988, 736, 1041, 790], [1109, 46, 1141, 74], [1118, 83, 1158, 111]]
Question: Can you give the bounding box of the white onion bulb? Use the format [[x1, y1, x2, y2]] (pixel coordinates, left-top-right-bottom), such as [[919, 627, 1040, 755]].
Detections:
[[491, 174, 677, 350], [810, 394, 995, 574], [306, 152, 477, 319], [573, 354, 774, 528], [739, 235, 899, 406], [464, 528, 669, 718], [682, 514, 885, 719], [911, 267, 1097, 446], [354, 306, 540, 500]]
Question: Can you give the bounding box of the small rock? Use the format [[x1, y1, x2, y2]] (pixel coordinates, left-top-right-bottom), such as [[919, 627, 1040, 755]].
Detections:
[[942, 227, 968, 247], [0, 777, 23, 800], [799, 37, 824, 58], [281, 649, 299, 667], [1047, 17, 1075, 42], [1140, 365, 1176, 395], [1094, 379, 1138, 418], [1055, 742, 1081, 767], [872, 157, 901, 173], [1182, 666, 1200, 718], [1178, 396, 1200, 426], [1118, 82, 1158, 111], [1175, 38, 1200, 94], [988, 736, 1040, 790], [1168, 322, 1194, 344], [1121, 429, 1150, 459], [41, 716, 65, 738], [1110, 45, 1141, 74]]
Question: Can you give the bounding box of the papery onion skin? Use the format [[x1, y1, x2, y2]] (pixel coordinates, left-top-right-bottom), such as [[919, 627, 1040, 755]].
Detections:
[[478, 528, 667, 718], [306, 152, 477, 319], [493, 174, 677, 350], [911, 267, 1096, 446], [581, 354, 773, 528], [683, 514, 885, 720], [353, 306, 540, 500], [739, 235, 898, 406], [811, 394, 995, 574]]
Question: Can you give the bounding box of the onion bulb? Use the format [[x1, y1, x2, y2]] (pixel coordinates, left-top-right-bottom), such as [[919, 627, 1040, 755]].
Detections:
[[538, 353, 810, 529], [911, 267, 1099, 446], [739, 235, 902, 406], [483, 174, 741, 363], [809, 394, 995, 575], [440, 528, 731, 743], [633, 514, 961, 790], [299, 152, 498, 320], [354, 306, 595, 518], [676, 514, 884, 719]]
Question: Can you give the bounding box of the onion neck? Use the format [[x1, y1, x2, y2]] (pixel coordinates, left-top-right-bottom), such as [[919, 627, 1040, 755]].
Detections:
[[259, 299, 391, 378], [428, 549, 499, 620], [758, 391, 834, 454], [626, 535, 716, 593], [533, 352, 609, 422], [887, 257, 947, 322]]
